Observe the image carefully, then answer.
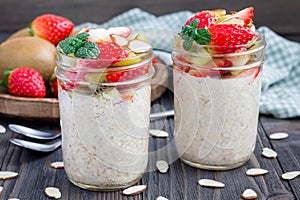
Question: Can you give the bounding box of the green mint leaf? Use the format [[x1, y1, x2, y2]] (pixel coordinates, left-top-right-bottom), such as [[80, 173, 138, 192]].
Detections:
[[76, 32, 89, 41], [190, 19, 200, 29], [183, 39, 193, 51], [74, 41, 100, 59], [180, 26, 192, 40], [195, 28, 211, 45], [58, 37, 84, 55]]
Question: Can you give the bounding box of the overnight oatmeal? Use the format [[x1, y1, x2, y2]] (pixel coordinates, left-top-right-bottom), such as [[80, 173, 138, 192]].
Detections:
[[55, 27, 154, 190], [173, 7, 266, 170]]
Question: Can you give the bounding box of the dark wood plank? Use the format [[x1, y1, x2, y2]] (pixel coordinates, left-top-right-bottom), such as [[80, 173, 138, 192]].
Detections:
[[0, 0, 300, 42], [260, 115, 300, 200]]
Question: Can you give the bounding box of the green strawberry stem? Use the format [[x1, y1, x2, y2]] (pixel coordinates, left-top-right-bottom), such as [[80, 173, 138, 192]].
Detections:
[[0, 69, 13, 87]]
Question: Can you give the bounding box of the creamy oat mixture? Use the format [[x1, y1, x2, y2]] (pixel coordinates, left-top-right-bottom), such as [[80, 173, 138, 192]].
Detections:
[[174, 71, 261, 168], [58, 85, 151, 189]]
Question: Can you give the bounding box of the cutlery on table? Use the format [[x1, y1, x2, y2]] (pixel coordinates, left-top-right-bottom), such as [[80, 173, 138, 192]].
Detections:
[[9, 138, 61, 152], [8, 109, 175, 152], [9, 124, 61, 140]]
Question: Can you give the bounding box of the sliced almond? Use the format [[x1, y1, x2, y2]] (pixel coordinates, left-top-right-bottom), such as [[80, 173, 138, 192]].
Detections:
[[156, 160, 169, 173], [8, 198, 20, 200], [241, 189, 258, 199], [0, 171, 19, 180], [246, 168, 269, 176], [198, 179, 225, 188], [149, 129, 169, 138], [50, 161, 64, 169], [156, 196, 168, 200], [220, 18, 245, 26], [0, 186, 3, 195], [262, 147, 277, 158], [45, 187, 61, 199], [128, 40, 152, 53], [281, 171, 300, 180], [212, 9, 226, 16], [110, 34, 129, 46], [122, 185, 147, 196], [127, 32, 139, 40], [269, 132, 289, 140], [0, 124, 6, 134]]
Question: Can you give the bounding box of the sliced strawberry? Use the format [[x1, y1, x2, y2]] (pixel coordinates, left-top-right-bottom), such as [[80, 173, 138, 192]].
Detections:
[[212, 58, 233, 68], [30, 14, 74, 46], [97, 42, 128, 67], [185, 10, 220, 28], [189, 69, 221, 77], [208, 24, 255, 53], [49, 74, 58, 97], [233, 66, 261, 79], [106, 63, 150, 83], [230, 7, 254, 26], [7, 68, 46, 98], [108, 27, 132, 38], [60, 71, 85, 91]]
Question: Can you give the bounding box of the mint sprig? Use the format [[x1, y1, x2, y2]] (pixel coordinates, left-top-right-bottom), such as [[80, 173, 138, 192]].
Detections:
[[180, 19, 211, 50], [58, 32, 100, 59]]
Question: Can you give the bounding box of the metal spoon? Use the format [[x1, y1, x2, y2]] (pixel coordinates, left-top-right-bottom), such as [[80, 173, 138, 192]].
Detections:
[[9, 138, 61, 152], [150, 109, 174, 121], [9, 124, 61, 140]]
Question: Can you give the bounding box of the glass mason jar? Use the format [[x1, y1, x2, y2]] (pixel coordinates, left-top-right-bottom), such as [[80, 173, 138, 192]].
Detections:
[[172, 32, 266, 170], [55, 49, 154, 190]]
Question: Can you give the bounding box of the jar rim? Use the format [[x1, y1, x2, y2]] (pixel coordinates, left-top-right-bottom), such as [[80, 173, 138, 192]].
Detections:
[[173, 31, 266, 57], [55, 47, 154, 73]]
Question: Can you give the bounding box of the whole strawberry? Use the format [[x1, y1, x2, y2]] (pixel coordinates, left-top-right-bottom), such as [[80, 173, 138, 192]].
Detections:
[[8, 68, 46, 98], [30, 14, 74, 46]]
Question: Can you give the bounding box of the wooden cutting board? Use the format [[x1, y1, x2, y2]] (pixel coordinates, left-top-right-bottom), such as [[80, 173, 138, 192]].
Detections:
[[0, 63, 168, 121]]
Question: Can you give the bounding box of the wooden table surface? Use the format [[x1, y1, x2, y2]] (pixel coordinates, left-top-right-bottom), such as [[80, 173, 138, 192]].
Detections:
[[0, 87, 299, 199]]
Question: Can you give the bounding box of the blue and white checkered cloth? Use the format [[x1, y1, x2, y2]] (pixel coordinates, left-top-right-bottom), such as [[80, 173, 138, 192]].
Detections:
[[77, 8, 300, 119]]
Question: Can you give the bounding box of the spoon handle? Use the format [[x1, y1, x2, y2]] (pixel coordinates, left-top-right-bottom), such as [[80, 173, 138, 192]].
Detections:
[[150, 109, 174, 121], [9, 124, 61, 140], [9, 138, 61, 152]]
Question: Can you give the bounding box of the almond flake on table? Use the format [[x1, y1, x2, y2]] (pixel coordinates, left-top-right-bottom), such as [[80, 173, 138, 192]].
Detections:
[[262, 147, 277, 158], [122, 185, 147, 196], [0, 186, 3, 195], [198, 179, 225, 188], [156, 160, 169, 173], [241, 189, 258, 199], [269, 132, 289, 140], [149, 129, 169, 138], [0, 171, 19, 180], [0, 124, 6, 134], [45, 187, 61, 199], [246, 168, 269, 176], [156, 196, 168, 200], [50, 161, 64, 169], [281, 171, 300, 180]]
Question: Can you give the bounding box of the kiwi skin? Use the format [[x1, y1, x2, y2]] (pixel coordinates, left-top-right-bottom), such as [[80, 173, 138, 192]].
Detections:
[[6, 28, 31, 40], [0, 37, 56, 82]]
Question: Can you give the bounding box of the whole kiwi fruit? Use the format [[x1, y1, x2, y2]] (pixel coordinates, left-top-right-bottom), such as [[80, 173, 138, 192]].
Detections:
[[0, 37, 56, 82]]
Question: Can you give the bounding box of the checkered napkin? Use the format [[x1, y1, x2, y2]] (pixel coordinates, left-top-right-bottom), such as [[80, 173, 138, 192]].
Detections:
[[77, 8, 300, 119]]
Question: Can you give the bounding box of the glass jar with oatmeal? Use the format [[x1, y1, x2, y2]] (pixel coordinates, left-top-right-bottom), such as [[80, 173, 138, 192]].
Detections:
[[172, 8, 266, 170], [55, 27, 154, 190]]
